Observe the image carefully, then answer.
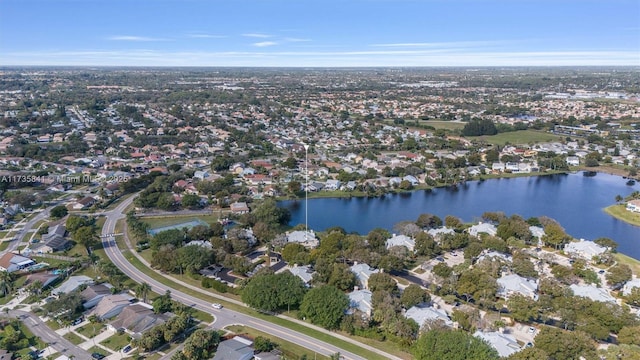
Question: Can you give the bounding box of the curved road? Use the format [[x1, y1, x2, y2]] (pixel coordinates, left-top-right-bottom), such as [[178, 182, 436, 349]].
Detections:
[[1, 309, 89, 359], [101, 195, 399, 360]]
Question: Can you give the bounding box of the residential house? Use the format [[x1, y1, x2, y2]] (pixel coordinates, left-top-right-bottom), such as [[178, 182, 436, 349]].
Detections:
[[212, 336, 254, 360], [36, 224, 71, 253], [51, 275, 94, 296], [286, 230, 318, 249], [427, 227, 455, 239], [468, 222, 498, 237], [287, 265, 314, 285], [622, 277, 640, 296], [0, 253, 35, 273], [385, 234, 415, 252], [564, 239, 607, 260], [90, 294, 132, 320], [324, 179, 341, 191], [497, 274, 538, 300], [626, 199, 640, 213], [473, 331, 521, 358], [230, 202, 250, 214], [347, 289, 373, 318], [0, 349, 14, 360], [108, 303, 172, 339], [569, 284, 616, 303], [81, 283, 113, 309], [566, 156, 580, 166], [69, 196, 96, 210], [404, 304, 453, 328], [24, 272, 59, 290], [350, 262, 379, 289]]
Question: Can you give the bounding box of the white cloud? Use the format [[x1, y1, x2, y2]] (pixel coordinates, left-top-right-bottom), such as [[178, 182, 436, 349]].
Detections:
[[186, 33, 227, 39], [253, 41, 278, 47], [284, 37, 311, 42], [3, 49, 638, 67], [107, 35, 169, 42], [242, 33, 272, 38], [370, 40, 507, 48]]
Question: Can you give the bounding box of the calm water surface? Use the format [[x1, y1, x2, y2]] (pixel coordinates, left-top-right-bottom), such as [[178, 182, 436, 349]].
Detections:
[[280, 173, 640, 260]]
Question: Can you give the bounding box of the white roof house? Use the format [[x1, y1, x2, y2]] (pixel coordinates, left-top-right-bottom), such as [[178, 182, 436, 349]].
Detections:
[[350, 263, 379, 290], [286, 230, 318, 249], [529, 226, 545, 240], [569, 284, 616, 303], [497, 274, 538, 300], [385, 234, 415, 252], [51, 275, 95, 296], [622, 277, 640, 296], [473, 331, 521, 358], [476, 250, 512, 264], [287, 265, 314, 285], [468, 222, 497, 237], [347, 289, 373, 317], [426, 227, 455, 238], [564, 239, 607, 260], [405, 304, 453, 328]]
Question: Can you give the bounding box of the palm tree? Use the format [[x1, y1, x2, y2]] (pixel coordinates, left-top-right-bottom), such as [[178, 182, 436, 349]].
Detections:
[[136, 282, 152, 304], [0, 271, 14, 297], [615, 194, 623, 204]]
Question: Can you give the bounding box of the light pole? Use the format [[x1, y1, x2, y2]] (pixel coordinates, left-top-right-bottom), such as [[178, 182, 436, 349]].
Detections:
[[303, 143, 309, 242]]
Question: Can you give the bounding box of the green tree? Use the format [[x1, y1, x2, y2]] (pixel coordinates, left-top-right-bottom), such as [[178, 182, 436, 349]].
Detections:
[[281, 243, 308, 263], [542, 223, 571, 250], [50, 205, 68, 219], [136, 282, 152, 304], [152, 290, 173, 314], [181, 194, 202, 209], [605, 264, 632, 289], [300, 285, 349, 330], [253, 336, 276, 352], [401, 284, 430, 308], [414, 232, 441, 258], [412, 329, 499, 360], [73, 225, 98, 254], [327, 263, 357, 291], [367, 273, 398, 294], [534, 327, 597, 360], [0, 271, 15, 297], [416, 213, 443, 229], [241, 272, 306, 313]]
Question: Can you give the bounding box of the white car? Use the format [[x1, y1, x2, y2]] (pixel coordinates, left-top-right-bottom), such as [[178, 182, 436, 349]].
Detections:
[[211, 303, 223, 309]]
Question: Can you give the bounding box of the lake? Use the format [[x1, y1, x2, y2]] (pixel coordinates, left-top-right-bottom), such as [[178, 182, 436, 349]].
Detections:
[[280, 172, 640, 260]]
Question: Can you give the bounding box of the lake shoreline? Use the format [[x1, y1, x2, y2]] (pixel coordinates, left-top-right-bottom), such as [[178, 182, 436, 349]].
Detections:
[[603, 204, 640, 227]]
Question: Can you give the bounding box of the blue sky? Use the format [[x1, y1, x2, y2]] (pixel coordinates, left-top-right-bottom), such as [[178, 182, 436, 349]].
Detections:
[[1, 0, 639, 66]]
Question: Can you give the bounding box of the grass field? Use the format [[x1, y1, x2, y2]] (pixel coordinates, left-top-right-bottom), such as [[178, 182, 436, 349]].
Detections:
[[63, 331, 85, 345], [76, 323, 105, 338], [604, 204, 640, 227], [140, 214, 221, 230], [100, 331, 131, 351], [226, 325, 330, 360], [469, 130, 563, 145], [422, 120, 466, 130]]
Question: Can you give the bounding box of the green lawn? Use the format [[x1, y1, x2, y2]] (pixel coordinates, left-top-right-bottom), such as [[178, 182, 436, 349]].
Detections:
[[422, 120, 466, 130], [100, 331, 131, 351], [140, 214, 220, 230], [469, 130, 562, 145], [226, 325, 330, 360], [614, 253, 640, 277], [87, 345, 110, 357], [0, 241, 9, 251], [76, 323, 105, 338], [63, 331, 86, 345], [604, 204, 640, 227]]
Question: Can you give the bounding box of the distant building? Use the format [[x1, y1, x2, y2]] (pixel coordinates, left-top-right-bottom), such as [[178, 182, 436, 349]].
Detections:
[[286, 230, 318, 248], [468, 222, 497, 237], [230, 202, 250, 214], [404, 304, 453, 328], [626, 199, 640, 213], [385, 234, 415, 252], [497, 274, 538, 300], [51, 275, 94, 297], [569, 284, 616, 303]]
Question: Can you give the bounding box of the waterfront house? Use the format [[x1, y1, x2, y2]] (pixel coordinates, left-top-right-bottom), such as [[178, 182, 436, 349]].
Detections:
[[626, 199, 640, 213], [622, 277, 640, 296], [468, 222, 498, 237], [564, 239, 607, 260], [385, 234, 415, 252]]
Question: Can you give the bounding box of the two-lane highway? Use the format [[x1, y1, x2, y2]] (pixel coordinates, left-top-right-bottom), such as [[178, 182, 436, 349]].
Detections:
[[100, 195, 391, 360]]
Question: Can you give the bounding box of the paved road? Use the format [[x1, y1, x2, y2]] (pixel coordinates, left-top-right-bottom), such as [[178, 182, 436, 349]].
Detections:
[[101, 195, 401, 360], [1, 309, 90, 359]]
